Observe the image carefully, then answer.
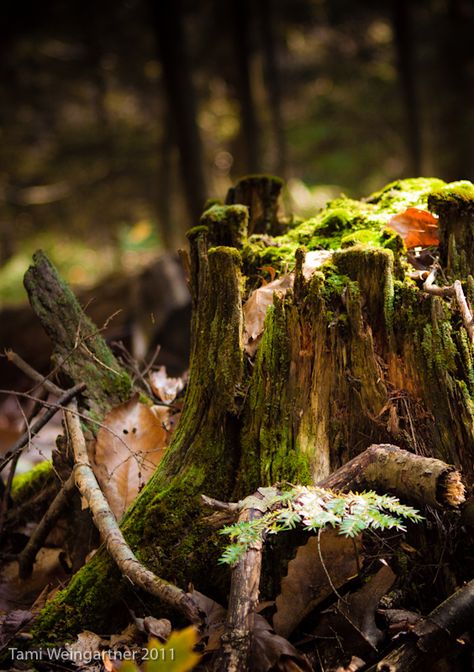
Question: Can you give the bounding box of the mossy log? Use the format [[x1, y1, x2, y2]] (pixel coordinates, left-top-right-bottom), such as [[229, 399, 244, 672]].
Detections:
[[27, 177, 474, 643]]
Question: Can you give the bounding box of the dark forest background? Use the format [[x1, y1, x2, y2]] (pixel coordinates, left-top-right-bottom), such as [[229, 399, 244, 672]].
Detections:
[[0, 0, 473, 305]]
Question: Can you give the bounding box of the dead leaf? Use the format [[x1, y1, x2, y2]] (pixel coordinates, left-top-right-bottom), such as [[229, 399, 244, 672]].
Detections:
[[143, 617, 172, 642], [337, 563, 396, 649], [243, 251, 332, 355], [189, 590, 226, 652], [273, 529, 361, 638], [302, 250, 333, 278], [149, 366, 186, 404], [65, 630, 105, 668], [252, 615, 312, 672], [243, 274, 294, 354], [92, 396, 171, 520], [386, 207, 439, 249]]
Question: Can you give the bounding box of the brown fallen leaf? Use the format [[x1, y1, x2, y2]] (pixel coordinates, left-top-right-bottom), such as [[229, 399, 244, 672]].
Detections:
[[337, 562, 396, 649], [243, 252, 333, 355], [273, 529, 361, 638], [243, 274, 294, 354], [92, 396, 172, 520], [386, 207, 439, 249], [149, 366, 186, 404], [251, 614, 312, 672]]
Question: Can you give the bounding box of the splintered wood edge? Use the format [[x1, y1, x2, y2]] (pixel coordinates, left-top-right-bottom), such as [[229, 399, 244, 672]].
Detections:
[[437, 468, 466, 508]]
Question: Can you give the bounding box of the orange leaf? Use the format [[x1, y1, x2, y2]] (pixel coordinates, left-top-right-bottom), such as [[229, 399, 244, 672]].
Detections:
[[386, 207, 439, 249], [92, 397, 172, 520]]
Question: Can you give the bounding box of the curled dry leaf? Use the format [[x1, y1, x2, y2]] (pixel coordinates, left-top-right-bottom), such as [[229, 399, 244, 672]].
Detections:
[[243, 251, 332, 354], [92, 397, 172, 520], [273, 529, 361, 638], [386, 207, 439, 249], [149, 366, 186, 403]]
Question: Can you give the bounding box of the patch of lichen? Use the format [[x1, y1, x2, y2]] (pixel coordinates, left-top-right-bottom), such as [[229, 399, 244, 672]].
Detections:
[[11, 460, 55, 502]]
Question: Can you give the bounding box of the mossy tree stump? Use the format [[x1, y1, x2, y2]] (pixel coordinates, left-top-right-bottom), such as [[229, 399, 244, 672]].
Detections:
[[27, 175, 474, 642]]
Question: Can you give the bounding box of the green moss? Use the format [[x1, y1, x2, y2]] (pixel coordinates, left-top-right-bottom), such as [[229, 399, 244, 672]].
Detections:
[[202, 204, 248, 249], [367, 177, 445, 212], [186, 224, 209, 241], [239, 178, 442, 280], [428, 181, 474, 217], [333, 246, 395, 332], [11, 460, 54, 501]]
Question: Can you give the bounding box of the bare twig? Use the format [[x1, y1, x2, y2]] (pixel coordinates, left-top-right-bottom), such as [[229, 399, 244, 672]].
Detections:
[[64, 400, 202, 624], [5, 349, 64, 396], [0, 384, 86, 473], [453, 279, 474, 342], [17, 472, 76, 578], [422, 266, 454, 297], [421, 270, 474, 344]]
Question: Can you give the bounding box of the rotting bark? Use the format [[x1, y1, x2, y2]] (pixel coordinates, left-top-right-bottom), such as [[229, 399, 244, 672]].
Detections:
[[21, 176, 474, 647], [225, 174, 283, 236], [322, 443, 465, 509], [23, 250, 133, 420]]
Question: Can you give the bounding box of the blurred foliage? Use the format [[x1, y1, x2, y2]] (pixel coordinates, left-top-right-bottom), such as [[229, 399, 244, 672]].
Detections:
[[0, 0, 472, 304]]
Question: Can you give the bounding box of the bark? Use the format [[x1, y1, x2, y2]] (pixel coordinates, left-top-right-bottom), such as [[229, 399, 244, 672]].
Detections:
[[23, 176, 474, 646]]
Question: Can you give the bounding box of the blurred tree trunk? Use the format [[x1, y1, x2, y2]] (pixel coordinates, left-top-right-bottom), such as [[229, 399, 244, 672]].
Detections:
[[434, 0, 474, 180], [391, 0, 422, 176], [151, 0, 207, 226], [257, 0, 287, 178], [231, 0, 261, 173]]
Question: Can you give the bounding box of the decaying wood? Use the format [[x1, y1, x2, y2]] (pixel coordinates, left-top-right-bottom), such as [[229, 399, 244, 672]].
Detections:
[[202, 443, 465, 529], [213, 494, 265, 672], [368, 578, 474, 671], [321, 443, 465, 509], [64, 399, 203, 624], [23, 250, 132, 416]]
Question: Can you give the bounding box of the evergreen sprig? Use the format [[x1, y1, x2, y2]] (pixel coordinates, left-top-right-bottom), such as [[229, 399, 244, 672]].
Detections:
[[219, 486, 423, 565]]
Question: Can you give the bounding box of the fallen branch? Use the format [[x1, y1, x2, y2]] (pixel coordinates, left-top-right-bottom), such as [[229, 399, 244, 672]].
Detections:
[[5, 349, 64, 397], [367, 578, 474, 671], [64, 400, 202, 624], [212, 494, 265, 672], [203, 444, 465, 671], [322, 443, 465, 509]]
